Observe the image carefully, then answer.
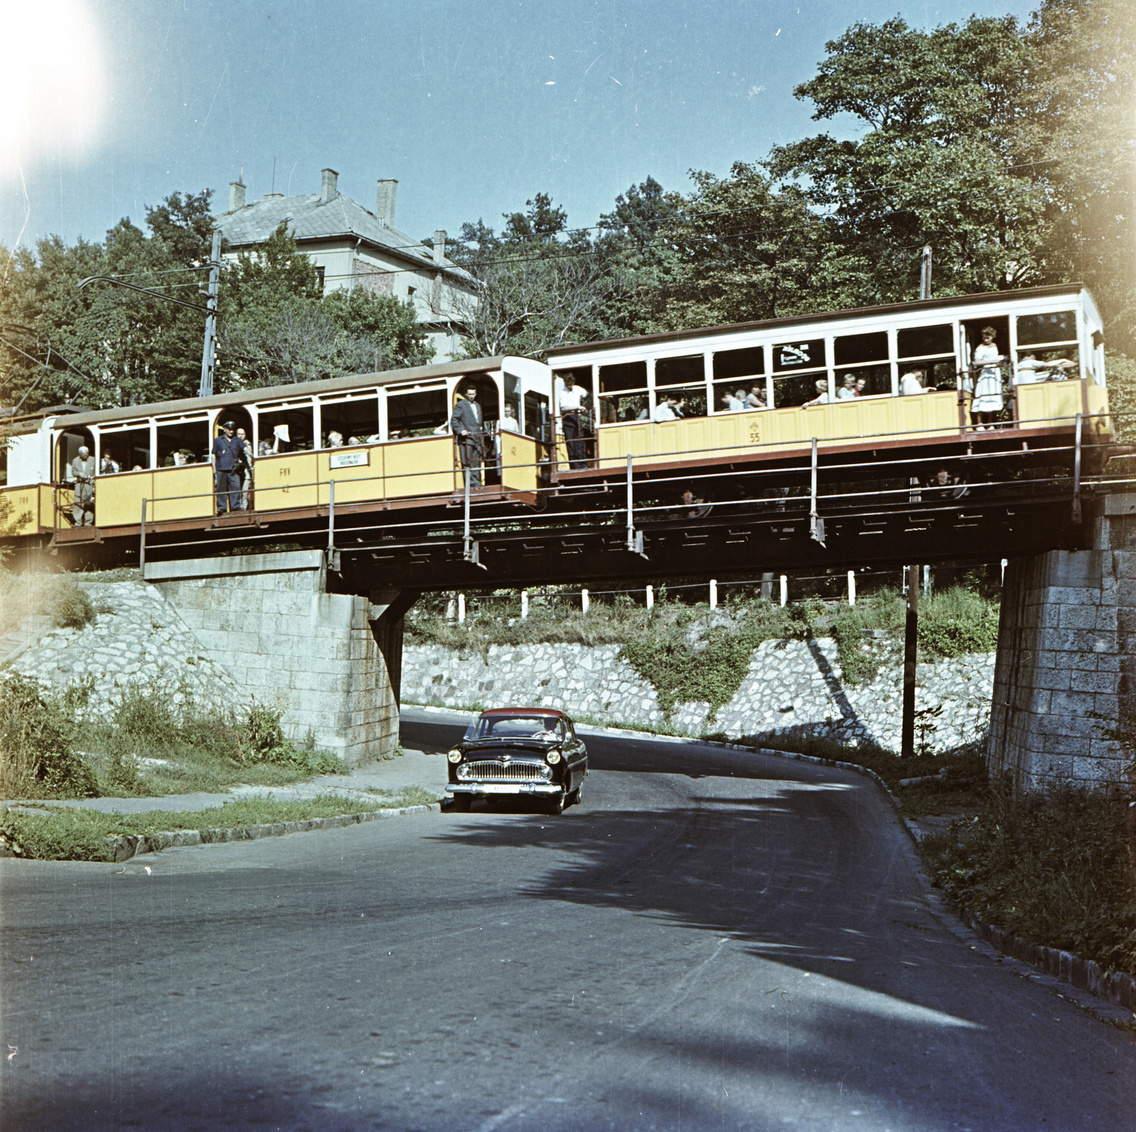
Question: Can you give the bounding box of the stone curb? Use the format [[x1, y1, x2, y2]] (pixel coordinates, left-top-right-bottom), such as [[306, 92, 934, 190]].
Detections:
[[103, 803, 440, 863]]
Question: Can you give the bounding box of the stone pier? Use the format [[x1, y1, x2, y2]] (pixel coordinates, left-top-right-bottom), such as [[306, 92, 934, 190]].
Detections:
[[145, 551, 413, 764], [988, 493, 1135, 788]]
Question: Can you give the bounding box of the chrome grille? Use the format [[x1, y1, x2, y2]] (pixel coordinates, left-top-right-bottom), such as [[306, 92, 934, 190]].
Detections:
[[463, 761, 547, 782]]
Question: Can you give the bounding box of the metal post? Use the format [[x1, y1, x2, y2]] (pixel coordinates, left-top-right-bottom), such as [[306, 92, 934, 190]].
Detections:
[[199, 229, 221, 398], [520, 590, 529, 619], [327, 479, 335, 552], [645, 584, 654, 611], [709, 579, 717, 609], [920, 245, 933, 301], [901, 564, 919, 759], [923, 564, 931, 597], [780, 575, 788, 608], [1072, 411, 1083, 524], [462, 469, 484, 567], [809, 437, 824, 545], [581, 588, 590, 615], [457, 593, 466, 624], [139, 498, 147, 574], [847, 569, 856, 607]]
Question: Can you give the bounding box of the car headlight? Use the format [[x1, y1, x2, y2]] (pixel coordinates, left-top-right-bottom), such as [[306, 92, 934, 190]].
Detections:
[[447, 749, 462, 764], [456, 764, 473, 780], [546, 750, 562, 764]]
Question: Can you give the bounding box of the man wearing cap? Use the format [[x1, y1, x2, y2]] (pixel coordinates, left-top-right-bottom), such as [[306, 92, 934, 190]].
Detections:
[[211, 421, 244, 514]]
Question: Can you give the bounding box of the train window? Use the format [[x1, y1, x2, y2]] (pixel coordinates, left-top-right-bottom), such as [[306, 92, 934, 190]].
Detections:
[[56, 428, 95, 479], [835, 364, 890, 397], [834, 332, 888, 366], [156, 418, 209, 466], [387, 386, 447, 438], [600, 393, 648, 424], [712, 346, 764, 381], [900, 359, 956, 391], [523, 391, 550, 441], [1017, 311, 1076, 346], [320, 394, 379, 446], [99, 425, 150, 471], [897, 324, 953, 358], [773, 370, 827, 408], [655, 355, 703, 389], [257, 404, 314, 452], [553, 366, 591, 393], [598, 360, 647, 393], [773, 339, 826, 371]]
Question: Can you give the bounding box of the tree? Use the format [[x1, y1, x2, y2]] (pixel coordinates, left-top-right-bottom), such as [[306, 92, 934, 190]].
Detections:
[[656, 163, 838, 328], [319, 289, 434, 371], [766, 16, 1046, 303], [450, 196, 612, 357]]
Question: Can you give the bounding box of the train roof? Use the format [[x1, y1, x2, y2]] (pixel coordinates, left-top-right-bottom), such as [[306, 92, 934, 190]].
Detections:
[[50, 355, 544, 429], [545, 283, 1098, 361]]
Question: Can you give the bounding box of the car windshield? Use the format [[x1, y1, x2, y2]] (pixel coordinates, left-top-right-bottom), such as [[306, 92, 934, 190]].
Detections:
[[470, 714, 565, 741]]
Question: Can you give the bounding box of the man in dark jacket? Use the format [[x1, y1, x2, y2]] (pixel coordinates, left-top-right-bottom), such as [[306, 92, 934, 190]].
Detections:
[[212, 421, 243, 514], [450, 384, 484, 487]]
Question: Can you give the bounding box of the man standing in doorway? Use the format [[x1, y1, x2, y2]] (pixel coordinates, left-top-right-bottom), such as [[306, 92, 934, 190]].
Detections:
[[70, 445, 96, 526], [212, 420, 243, 514], [451, 384, 484, 487]]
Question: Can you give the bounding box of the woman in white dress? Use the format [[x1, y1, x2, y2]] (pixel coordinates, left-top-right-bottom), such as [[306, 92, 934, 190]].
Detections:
[[970, 325, 1006, 429]]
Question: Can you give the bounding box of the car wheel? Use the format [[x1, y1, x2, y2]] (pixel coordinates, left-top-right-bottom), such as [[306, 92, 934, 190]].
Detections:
[[449, 794, 471, 812], [543, 790, 567, 815], [567, 782, 582, 806]]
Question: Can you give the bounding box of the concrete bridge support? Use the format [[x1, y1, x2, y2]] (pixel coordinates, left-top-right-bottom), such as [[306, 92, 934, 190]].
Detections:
[[145, 551, 414, 764], [988, 494, 1135, 789]]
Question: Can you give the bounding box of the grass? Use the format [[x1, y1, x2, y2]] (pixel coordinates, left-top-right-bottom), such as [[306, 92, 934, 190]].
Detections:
[[0, 789, 438, 862]]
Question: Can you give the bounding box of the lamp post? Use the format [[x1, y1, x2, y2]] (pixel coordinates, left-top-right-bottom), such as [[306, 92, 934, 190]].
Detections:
[[77, 228, 222, 397]]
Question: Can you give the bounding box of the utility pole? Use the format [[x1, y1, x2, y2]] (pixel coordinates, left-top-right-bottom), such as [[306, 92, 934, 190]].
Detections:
[[902, 246, 934, 757], [198, 229, 221, 397]]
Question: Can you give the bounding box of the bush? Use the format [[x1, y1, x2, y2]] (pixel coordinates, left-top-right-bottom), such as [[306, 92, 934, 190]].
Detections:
[[51, 580, 96, 629], [0, 674, 98, 798], [239, 701, 346, 774], [918, 587, 1000, 658]]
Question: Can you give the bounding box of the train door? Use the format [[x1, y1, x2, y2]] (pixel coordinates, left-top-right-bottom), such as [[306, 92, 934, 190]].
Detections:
[[961, 315, 1012, 426]]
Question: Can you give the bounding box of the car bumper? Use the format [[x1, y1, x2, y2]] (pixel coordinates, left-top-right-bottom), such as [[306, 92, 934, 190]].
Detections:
[[446, 782, 562, 796]]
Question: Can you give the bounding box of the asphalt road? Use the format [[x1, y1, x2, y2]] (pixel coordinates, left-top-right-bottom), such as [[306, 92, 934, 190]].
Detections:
[[1, 708, 1133, 1131]]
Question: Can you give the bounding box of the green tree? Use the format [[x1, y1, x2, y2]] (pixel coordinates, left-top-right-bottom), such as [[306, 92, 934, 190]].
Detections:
[[766, 16, 1045, 304], [319, 288, 434, 371], [451, 195, 612, 357]]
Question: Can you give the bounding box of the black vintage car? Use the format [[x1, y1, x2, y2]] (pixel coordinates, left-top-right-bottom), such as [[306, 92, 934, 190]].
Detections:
[[445, 708, 588, 814]]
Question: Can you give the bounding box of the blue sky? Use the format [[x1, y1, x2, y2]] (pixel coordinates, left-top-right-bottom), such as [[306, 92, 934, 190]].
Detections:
[[2, 0, 1041, 256]]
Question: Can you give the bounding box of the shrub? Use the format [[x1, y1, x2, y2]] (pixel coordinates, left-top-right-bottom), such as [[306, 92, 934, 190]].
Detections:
[[239, 701, 346, 774], [50, 579, 96, 629], [918, 587, 1000, 658], [0, 674, 98, 798]]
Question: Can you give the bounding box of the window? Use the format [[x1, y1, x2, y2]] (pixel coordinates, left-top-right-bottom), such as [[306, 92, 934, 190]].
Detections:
[[386, 384, 447, 439], [1017, 311, 1076, 347], [834, 332, 887, 366], [598, 360, 648, 424], [320, 393, 379, 446], [773, 371, 827, 408], [156, 416, 209, 466], [99, 425, 150, 471], [314, 266, 326, 292], [898, 323, 958, 392], [257, 401, 315, 452], [773, 339, 826, 372], [655, 354, 703, 389]]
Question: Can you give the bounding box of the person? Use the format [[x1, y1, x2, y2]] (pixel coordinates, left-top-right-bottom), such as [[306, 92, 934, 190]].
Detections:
[[925, 465, 969, 500], [557, 374, 588, 469], [746, 384, 767, 410], [326, 430, 344, 448], [800, 379, 832, 408], [652, 395, 683, 422], [899, 368, 932, 396], [855, 376, 868, 397], [70, 445, 96, 526], [450, 384, 485, 486], [211, 420, 244, 514], [499, 405, 520, 433], [836, 374, 858, 399], [970, 325, 1006, 429], [235, 428, 253, 510], [720, 391, 744, 413], [100, 452, 119, 475]]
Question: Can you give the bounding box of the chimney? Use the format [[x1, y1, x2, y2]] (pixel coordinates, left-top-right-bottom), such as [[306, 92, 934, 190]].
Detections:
[[375, 179, 397, 226], [320, 168, 339, 204], [228, 179, 246, 212], [433, 229, 447, 263]]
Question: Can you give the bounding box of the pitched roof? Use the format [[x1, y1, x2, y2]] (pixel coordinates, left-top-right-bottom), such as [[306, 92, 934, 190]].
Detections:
[[215, 191, 474, 285]]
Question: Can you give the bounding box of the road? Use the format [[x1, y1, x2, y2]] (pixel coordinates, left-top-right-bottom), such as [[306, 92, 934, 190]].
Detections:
[[1, 708, 1132, 1131]]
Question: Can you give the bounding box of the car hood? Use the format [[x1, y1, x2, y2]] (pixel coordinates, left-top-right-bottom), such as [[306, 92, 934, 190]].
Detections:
[[462, 739, 556, 756]]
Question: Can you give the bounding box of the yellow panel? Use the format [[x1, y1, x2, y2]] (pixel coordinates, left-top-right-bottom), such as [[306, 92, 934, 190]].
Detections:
[[501, 434, 542, 492], [385, 437, 458, 499], [890, 392, 960, 441], [149, 466, 215, 522], [254, 452, 320, 511], [319, 447, 386, 505], [1086, 382, 1113, 439], [38, 484, 57, 531], [1017, 381, 1083, 428], [0, 485, 42, 536], [96, 471, 155, 527]]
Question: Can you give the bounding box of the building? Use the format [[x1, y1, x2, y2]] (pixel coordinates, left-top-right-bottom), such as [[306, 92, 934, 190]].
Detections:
[[215, 168, 476, 360]]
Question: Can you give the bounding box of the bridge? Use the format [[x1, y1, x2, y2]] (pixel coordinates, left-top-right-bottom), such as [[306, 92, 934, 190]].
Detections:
[[17, 439, 1136, 792]]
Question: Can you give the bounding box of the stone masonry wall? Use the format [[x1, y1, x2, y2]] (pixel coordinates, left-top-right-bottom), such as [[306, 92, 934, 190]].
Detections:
[[403, 638, 995, 754]]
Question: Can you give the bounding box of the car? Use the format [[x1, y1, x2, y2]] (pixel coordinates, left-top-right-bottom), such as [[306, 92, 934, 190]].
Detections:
[[445, 708, 588, 814]]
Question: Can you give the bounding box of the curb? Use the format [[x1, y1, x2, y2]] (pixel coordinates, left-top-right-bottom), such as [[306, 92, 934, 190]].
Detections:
[[103, 802, 441, 863]]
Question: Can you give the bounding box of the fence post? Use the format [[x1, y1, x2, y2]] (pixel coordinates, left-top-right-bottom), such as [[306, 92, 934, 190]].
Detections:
[[847, 570, 856, 606], [457, 593, 466, 624], [646, 584, 654, 611], [779, 575, 788, 608], [520, 590, 529, 619], [709, 579, 717, 609], [581, 588, 590, 614]]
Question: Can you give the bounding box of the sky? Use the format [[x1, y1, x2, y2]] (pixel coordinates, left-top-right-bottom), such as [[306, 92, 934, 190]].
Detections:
[[1, 0, 1043, 257]]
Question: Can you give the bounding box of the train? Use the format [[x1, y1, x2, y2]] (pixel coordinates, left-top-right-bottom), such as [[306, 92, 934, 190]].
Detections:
[[0, 283, 1115, 557]]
